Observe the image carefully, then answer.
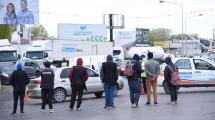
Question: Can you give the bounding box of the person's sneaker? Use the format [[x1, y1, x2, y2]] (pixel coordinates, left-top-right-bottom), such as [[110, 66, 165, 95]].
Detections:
[[131, 104, 136, 108], [154, 102, 158, 104], [108, 106, 116, 109], [68, 108, 73, 111], [135, 102, 139, 107], [49, 109, 54, 113], [41, 109, 45, 113], [168, 101, 175, 105], [77, 107, 82, 111], [20, 111, 25, 114], [145, 102, 150, 105], [10, 112, 17, 116]]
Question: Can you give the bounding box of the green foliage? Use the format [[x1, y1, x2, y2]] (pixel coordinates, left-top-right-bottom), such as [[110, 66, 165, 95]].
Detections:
[[31, 25, 49, 40], [148, 28, 171, 43], [0, 25, 13, 40]]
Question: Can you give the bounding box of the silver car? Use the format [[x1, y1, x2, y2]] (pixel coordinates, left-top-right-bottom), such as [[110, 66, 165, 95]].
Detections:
[[27, 67, 124, 102]]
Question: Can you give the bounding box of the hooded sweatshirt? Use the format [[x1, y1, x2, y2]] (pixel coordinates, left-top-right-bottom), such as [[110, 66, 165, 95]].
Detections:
[[10, 63, 29, 91], [69, 58, 88, 87], [131, 54, 143, 79], [164, 57, 177, 82], [100, 55, 118, 85]]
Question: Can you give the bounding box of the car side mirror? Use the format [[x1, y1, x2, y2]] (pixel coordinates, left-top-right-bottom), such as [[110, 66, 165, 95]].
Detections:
[[44, 52, 48, 58]]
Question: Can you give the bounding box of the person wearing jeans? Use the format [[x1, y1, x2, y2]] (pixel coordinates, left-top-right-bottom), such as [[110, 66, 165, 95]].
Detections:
[[100, 55, 118, 109], [128, 78, 142, 107], [127, 54, 143, 107], [104, 84, 115, 107]]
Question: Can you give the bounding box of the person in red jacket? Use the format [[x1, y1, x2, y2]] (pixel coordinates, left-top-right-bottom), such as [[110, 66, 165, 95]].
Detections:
[[68, 58, 88, 111]]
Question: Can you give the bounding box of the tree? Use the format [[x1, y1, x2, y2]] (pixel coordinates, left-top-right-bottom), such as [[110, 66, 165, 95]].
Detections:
[[0, 25, 15, 40], [31, 25, 49, 40], [148, 28, 171, 45]]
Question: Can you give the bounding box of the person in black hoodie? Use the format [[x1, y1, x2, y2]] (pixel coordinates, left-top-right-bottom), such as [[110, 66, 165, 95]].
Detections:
[[100, 55, 118, 109], [127, 54, 143, 107], [40, 61, 55, 113], [164, 57, 178, 104], [10, 63, 29, 115]]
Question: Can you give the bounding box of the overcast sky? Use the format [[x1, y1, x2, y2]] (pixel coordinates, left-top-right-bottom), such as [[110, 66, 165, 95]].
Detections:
[[39, 0, 215, 39]]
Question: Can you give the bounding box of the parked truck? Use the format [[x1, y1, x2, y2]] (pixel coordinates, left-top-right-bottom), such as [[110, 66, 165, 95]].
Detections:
[[0, 39, 17, 85], [24, 40, 113, 68]]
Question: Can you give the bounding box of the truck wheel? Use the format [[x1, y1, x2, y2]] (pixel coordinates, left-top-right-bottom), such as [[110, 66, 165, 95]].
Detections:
[[163, 81, 170, 94], [54, 88, 67, 103], [95, 91, 103, 98]]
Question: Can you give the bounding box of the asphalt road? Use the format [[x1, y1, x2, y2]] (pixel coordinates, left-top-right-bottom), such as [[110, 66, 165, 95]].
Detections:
[[0, 79, 215, 120]]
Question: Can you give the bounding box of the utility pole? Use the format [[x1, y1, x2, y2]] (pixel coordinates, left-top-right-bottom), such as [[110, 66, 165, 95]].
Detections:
[[209, 28, 214, 54], [109, 14, 113, 42]]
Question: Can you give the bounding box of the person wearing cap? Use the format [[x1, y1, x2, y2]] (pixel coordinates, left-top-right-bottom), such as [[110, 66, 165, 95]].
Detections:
[[69, 58, 88, 111], [144, 52, 160, 105], [10, 63, 29, 115], [40, 61, 55, 113]]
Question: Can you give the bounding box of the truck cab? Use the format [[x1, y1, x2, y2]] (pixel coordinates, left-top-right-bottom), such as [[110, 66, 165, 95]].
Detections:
[[158, 57, 215, 94], [0, 39, 17, 85], [24, 40, 52, 61]]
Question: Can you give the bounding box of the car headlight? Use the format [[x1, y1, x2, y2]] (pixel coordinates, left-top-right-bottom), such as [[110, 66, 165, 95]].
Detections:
[[2, 73, 9, 78]]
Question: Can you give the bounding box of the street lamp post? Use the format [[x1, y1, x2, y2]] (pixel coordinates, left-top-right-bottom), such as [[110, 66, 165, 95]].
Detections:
[[159, 0, 184, 56], [184, 14, 203, 56], [185, 14, 203, 39]]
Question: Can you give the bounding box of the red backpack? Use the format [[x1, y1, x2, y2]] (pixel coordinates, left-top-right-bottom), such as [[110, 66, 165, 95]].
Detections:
[[167, 65, 181, 85], [124, 61, 134, 77]]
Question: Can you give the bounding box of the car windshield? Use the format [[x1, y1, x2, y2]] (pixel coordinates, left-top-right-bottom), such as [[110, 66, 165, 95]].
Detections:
[[0, 51, 17, 62], [26, 51, 43, 59]]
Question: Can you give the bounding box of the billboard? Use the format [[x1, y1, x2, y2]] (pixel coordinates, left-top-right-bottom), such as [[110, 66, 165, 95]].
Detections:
[[58, 24, 107, 41], [114, 31, 136, 47], [136, 28, 150, 45], [0, 0, 39, 24]]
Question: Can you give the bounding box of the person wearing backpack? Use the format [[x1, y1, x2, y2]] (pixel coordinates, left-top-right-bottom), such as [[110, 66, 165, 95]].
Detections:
[[164, 57, 180, 104], [100, 55, 118, 109], [126, 54, 143, 107], [69, 58, 88, 111]]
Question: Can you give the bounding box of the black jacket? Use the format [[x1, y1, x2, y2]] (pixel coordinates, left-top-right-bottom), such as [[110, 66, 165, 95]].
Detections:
[[10, 70, 30, 91], [40, 68, 54, 89], [127, 60, 143, 80], [100, 62, 118, 85]]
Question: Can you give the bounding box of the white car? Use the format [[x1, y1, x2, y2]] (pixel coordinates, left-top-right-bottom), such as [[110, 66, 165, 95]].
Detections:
[[27, 67, 124, 102], [158, 57, 215, 94]]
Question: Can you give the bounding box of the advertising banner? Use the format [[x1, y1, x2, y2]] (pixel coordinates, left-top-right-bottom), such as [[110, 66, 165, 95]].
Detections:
[[0, 0, 39, 24], [58, 24, 107, 41]]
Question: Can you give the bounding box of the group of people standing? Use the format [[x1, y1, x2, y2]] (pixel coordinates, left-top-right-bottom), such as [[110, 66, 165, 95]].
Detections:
[[9, 52, 179, 116], [125, 52, 179, 107], [3, 0, 34, 24]]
